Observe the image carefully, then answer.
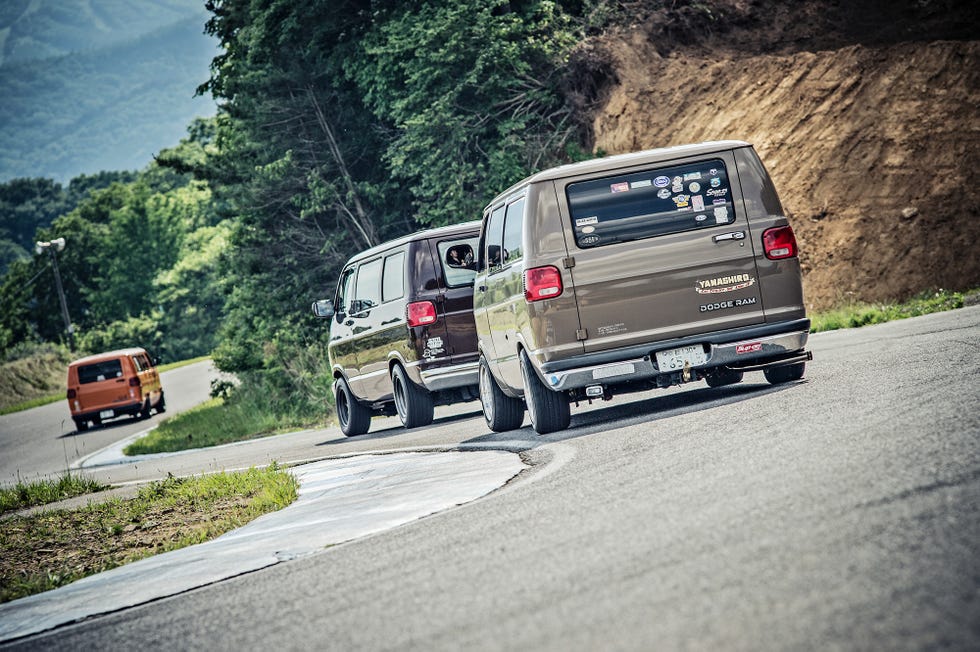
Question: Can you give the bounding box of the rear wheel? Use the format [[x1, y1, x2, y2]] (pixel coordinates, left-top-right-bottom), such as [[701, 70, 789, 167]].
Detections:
[[520, 350, 570, 435], [479, 357, 524, 432], [705, 367, 744, 388], [335, 376, 371, 436], [392, 364, 434, 429], [156, 391, 166, 414], [138, 398, 152, 420], [764, 362, 806, 384], [73, 418, 88, 433]]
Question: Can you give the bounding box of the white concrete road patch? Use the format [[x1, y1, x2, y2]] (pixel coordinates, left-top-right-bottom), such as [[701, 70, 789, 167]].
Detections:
[[0, 450, 526, 642]]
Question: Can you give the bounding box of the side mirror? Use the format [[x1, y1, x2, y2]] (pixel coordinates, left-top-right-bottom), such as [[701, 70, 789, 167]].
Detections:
[[445, 244, 475, 269], [312, 299, 335, 319]]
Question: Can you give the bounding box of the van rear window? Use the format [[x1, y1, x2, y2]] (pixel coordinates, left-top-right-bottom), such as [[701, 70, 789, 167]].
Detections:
[[566, 158, 735, 248], [78, 360, 123, 384]]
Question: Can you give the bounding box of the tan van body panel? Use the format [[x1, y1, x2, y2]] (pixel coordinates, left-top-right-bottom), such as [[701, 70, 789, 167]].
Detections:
[[66, 347, 165, 431], [475, 141, 811, 433]]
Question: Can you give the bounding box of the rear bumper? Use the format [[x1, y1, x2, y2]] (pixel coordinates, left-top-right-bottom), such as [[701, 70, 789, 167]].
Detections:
[[72, 401, 142, 421], [537, 319, 811, 391]]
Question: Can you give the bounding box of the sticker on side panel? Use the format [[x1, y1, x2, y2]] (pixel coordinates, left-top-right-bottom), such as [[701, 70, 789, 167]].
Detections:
[[688, 182, 701, 193], [672, 194, 690, 208], [695, 274, 756, 294], [610, 182, 630, 193], [714, 206, 729, 222], [657, 188, 672, 199], [654, 175, 670, 188], [710, 177, 722, 188], [581, 225, 596, 234], [576, 216, 599, 227], [579, 235, 601, 246], [692, 195, 705, 211], [631, 179, 652, 189]]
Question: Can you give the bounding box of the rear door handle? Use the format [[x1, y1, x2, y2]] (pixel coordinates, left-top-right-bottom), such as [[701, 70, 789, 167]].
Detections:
[[713, 231, 745, 242]]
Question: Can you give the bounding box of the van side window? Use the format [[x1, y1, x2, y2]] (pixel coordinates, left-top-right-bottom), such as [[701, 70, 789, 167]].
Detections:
[[566, 158, 735, 249], [336, 267, 356, 314], [502, 198, 525, 264], [484, 205, 505, 272], [382, 252, 405, 302], [132, 355, 144, 372], [438, 236, 479, 287], [354, 258, 383, 312]]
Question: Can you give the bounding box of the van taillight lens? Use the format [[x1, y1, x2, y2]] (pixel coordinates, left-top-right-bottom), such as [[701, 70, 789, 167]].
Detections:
[[129, 377, 141, 387], [407, 301, 438, 327], [524, 266, 563, 302], [67, 389, 76, 399], [763, 226, 798, 260]]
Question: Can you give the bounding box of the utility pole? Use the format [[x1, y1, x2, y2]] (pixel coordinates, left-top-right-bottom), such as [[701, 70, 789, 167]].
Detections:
[[35, 237, 74, 352]]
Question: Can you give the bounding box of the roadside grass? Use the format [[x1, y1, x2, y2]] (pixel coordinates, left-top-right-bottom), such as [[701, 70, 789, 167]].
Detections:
[[124, 396, 317, 455], [810, 288, 973, 333], [0, 464, 298, 604], [0, 355, 210, 416], [0, 473, 110, 516]]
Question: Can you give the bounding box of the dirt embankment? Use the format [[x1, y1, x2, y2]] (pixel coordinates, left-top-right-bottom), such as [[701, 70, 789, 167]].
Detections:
[[583, 1, 980, 310]]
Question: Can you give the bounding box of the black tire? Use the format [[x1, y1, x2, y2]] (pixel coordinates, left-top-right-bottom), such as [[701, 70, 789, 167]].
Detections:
[[73, 418, 88, 432], [764, 361, 806, 384], [335, 376, 371, 436], [520, 350, 570, 435], [479, 357, 524, 432], [705, 367, 744, 388], [156, 391, 166, 414], [392, 364, 433, 429]]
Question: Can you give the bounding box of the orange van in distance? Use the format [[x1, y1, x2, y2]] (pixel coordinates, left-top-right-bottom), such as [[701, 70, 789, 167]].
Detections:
[[66, 347, 166, 431]]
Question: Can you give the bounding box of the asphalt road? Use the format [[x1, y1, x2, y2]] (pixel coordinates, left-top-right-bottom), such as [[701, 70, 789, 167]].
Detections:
[[0, 359, 220, 485], [4, 307, 979, 650]]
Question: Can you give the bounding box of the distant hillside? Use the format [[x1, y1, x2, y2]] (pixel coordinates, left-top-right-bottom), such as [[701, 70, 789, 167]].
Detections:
[[0, 0, 204, 66], [0, 8, 217, 183]]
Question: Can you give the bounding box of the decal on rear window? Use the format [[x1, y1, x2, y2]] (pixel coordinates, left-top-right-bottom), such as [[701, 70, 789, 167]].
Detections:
[[567, 158, 736, 249]]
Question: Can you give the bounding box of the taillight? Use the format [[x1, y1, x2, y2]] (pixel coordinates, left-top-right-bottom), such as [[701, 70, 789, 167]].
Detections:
[[407, 300, 438, 327], [129, 377, 141, 387], [67, 389, 76, 399], [763, 225, 798, 260], [524, 266, 563, 302]]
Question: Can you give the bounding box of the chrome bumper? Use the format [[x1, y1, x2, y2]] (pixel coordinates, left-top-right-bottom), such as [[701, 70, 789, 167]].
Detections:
[[542, 330, 810, 391], [418, 361, 480, 392]]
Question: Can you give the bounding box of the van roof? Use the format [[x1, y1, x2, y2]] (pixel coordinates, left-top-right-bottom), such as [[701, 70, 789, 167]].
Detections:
[[345, 220, 482, 265], [69, 348, 149, 367], [488, 140, 753, 206]]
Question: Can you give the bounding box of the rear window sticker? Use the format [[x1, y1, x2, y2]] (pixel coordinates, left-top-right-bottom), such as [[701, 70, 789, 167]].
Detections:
[[657, 188, 671, 199], [631, 179, 652, 189], [580, 235, 601, 246], [684, 171, 702, 181], [610, 182, 630, 193], [654, 175, 670, 187], [689, 181, 701, 193], [695, 214, 708, 222], [672, 194, 691, 208], [714, 206, 729, 222], [692, 195, 705, 211], [709, 168, 719, 175], [710, 177, 722, 188], [713, 198, 727, 205], [576, 216, 599, 227], [707, 187, 728, 197], [581, 225, 596, 234]]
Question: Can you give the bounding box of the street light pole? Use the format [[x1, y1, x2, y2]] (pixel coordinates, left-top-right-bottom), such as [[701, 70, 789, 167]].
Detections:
[[35, 237, 75, 352]]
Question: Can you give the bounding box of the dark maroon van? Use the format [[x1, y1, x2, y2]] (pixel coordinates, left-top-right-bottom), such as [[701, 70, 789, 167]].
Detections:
[[312, 222, 481, 436]]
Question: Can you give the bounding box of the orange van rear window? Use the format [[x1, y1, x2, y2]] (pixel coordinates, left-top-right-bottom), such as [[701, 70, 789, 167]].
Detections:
[[78, 360, 123, 384]]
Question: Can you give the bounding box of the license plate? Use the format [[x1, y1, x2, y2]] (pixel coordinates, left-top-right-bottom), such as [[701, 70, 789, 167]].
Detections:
[[655, 344, 707, 371], [100, 410, 114, 419]]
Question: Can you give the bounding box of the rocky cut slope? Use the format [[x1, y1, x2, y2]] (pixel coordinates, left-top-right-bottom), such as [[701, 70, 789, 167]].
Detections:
[[581, 0, 980, 310]]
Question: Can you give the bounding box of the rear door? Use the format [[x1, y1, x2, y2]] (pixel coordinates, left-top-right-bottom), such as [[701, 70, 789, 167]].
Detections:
[[558, 150, 765, 356], [432, 232, 480, 366], [76, 358, 128, 412]]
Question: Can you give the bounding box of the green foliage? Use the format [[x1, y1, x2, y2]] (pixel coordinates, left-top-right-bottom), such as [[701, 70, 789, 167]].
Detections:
[[0, 473, 108, 515], [810, 289, 969, 332]]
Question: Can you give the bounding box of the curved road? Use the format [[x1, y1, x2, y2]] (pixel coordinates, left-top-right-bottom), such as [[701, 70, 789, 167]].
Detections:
[[0, 360, 220, 485], [3, 307, 979, 650]]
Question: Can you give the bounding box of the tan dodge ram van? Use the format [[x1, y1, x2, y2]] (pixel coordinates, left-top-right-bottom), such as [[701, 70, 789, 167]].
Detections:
[[474, 141, 811, 434]]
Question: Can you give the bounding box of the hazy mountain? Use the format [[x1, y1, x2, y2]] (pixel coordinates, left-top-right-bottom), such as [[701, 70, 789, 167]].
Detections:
[[0, 1, 217, 183]]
